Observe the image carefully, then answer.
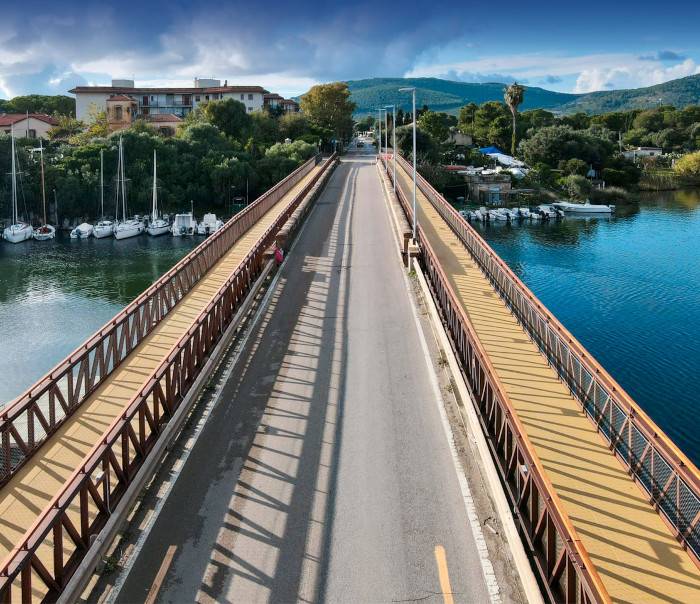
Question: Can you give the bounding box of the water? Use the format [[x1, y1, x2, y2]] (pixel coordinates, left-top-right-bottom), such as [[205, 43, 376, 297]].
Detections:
[[470, 191, 700, 464], [1, 194, 699, 465], [0, 233, 198, 405]]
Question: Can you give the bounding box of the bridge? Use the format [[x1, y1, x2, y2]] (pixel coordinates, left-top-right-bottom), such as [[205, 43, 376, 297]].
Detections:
[[0, 146, 699, 603]]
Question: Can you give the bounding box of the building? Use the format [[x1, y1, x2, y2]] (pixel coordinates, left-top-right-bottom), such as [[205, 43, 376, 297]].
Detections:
[[143, 113, 183, 136], [105, 95, 138, 131], [70, 78, 270, 122], [264, 94, 300, 113], [0, 113, 58, 139], [623, 146, 663, 160]]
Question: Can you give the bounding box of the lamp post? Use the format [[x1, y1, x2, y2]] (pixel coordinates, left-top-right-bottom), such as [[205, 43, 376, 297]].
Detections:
[[385, 104, 396, 192], [376, 108, 382, 160], [384, 108, 389, 171], [399, 87, 417, 241]]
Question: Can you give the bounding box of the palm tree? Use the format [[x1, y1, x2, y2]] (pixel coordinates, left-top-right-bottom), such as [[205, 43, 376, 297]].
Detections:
[[504, 82, 525, 156]]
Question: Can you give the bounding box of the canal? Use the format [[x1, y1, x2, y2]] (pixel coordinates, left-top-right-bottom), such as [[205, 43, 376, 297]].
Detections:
[[1, 190, 699, 464]]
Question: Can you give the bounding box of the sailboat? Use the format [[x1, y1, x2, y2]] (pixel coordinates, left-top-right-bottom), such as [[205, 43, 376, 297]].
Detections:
[[3, 125, 33, 243], [113, 136, 144, 240], [93, 149, 113, 238], [33, 140, 56, 240], [146, 150, 169, 236]]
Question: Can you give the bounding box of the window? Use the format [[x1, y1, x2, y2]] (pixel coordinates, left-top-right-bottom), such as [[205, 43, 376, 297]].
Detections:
[[115, 106, 123, 120], [183, 95, 191, 105], [248, 93, 253, 100], [248, 106, 253, 112], [142, 108, 149, 115], [28, 129, 36, 138], [151, 96, 155, 102], [195, 95, 200, 102], [240, 94, 244, 100], [205, 95, 209, 101]]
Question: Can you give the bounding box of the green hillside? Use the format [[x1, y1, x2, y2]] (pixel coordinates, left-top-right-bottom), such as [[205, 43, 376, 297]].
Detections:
[[345, 75, 700, 116], [348, 77, 578, 115], [556, 74, 700, 113]]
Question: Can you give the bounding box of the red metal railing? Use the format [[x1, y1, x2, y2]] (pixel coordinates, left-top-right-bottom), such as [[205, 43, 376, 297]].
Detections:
[[392, 154, 700, 567], [385, 158, 609, 602], [0, 155, 321, 487], [0, 154, 336, 603]]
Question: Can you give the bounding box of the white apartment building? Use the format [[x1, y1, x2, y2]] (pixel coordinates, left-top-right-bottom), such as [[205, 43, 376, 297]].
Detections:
[[70, 78, 269, 122]]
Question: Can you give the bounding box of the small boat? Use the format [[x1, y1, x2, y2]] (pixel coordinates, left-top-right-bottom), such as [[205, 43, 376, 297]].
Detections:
[[488, 209, 508, 222], [552, 200, 615, 214], [3, 128, 33, 244], [504, 208, 520, 221], [70, 222, 94, 239], [459, 209, 470, 221], [196, 213, 224, 236], [94, 220, 114, 238], [518, 207, 531, 219], [536, 205, 558, 220], [33, 140, 56, 241], [147, 151, 170, 236], [113, 136, 144, 241], [172, 212, 197, 236]]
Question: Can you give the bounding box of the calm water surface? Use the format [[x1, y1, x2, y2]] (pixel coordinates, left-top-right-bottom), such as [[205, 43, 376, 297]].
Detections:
[[0, 234, 198, 404], [1, 193, 698, 464], [471, 190, 700, 463]]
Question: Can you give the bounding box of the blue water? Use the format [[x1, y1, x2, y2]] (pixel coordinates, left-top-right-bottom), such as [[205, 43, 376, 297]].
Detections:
[[473, 191, 700, 464]]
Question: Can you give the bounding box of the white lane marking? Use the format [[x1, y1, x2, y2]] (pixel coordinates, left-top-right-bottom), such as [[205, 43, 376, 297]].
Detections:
[[107, 173, 328, 604], [379, 174, 502, 604]]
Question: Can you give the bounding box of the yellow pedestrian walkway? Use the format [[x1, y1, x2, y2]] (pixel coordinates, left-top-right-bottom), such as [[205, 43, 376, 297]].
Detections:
[[394, 164, 700, 603], [0, 165, 321, 574]]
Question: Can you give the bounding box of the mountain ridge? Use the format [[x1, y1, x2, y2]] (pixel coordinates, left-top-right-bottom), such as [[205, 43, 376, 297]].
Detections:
[[344, 74, 700, 116]]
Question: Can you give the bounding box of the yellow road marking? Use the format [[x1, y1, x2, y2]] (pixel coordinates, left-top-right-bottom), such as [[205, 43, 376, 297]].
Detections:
[[434, 544, 455, 604], [144, 544, 177, 604]]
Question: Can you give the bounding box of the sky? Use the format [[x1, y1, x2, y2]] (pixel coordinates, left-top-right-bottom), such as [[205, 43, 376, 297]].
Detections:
[[1, 0, 700, 99]]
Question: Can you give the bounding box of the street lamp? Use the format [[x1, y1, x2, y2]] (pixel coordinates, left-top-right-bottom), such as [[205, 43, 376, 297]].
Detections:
[[376, 108, 383, 160], [385, 104, 396, 193], [399, 87, 417, 241]]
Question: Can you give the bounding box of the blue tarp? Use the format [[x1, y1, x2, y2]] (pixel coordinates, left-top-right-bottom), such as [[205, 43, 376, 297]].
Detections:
[[479, 146, 504, 154]]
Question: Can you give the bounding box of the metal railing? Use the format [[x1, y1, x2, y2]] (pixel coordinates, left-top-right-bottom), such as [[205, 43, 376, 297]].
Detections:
[[392, 153, 700, 568], [0, 155, 322, 487], [385, 158, 608, 603], [0, 154, 336, 603]]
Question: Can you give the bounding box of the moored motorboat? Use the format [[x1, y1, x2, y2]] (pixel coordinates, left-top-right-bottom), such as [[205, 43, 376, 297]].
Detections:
[[172, 213, 197, 236], [70, 222, 93, 239], [34, 224, 56, 240], [552, 200, 615, 214], [196, 213, 224, 236]]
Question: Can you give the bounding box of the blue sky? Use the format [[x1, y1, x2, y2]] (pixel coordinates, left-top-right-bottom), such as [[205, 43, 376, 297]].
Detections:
[[1, 0, 700, 99]]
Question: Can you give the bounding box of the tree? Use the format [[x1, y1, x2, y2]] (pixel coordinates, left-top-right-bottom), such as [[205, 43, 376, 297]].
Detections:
[[518, 125, 614, 168], [279, 113, 312, 141], [48, 115, 85, 141], [504, 82, 525, 155], [674, 151, 700, 177], [300, 82, 356, 142], [265, 140, 317, 163], [560, 158, 589, 176], [417, 111, 450, 143], [203, 98, 252, 140], [457, 103, 478, 135], [0, 94, 75, 116], [355, 115, 375, 132]]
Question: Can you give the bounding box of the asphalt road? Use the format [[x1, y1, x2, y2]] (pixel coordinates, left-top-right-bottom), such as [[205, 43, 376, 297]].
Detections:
[[114, 145, 493, 604]]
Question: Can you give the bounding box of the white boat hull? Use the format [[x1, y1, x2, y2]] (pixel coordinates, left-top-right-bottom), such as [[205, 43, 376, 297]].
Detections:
[[94, 223, 113, 238], [147, 223, 170, 237], [33, 225, 56, 241], [114, 221, 144, 240], [70, 223, 94, 239], [3, 224, 33, 243]]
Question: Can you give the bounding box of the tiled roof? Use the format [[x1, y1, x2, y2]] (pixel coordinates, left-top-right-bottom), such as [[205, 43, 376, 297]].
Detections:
[[0, 113, 58, 126], [70, 85, 269, 95], [107, 94, 137, 102], [144, 113, 183, 123]]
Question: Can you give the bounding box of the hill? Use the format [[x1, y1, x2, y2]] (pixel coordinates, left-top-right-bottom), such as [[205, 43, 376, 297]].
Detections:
[[347, 77, 578, 116], [344, 75, 700, 116], [556, 73, 700, 114]]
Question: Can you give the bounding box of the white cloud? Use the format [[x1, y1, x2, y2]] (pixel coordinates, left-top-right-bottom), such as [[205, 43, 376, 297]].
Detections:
[[574, 58, 700, 92], [407, 52, 700, 93]]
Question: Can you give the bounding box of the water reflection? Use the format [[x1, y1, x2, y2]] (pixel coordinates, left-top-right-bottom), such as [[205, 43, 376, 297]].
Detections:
[[0, 233, 198, 403]]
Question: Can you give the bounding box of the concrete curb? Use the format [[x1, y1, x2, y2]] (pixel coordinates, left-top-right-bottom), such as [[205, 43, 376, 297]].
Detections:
[[375, 161, 543, 604]]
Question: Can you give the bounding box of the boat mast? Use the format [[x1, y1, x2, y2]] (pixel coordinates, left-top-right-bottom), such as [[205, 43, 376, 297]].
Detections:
[[120, 137, 127, 221], [100, 149, 104, 219], [10, 124, 17, 226], [114, 139, 121, 222], [151, 149, 157, 222], [39, 139, 46, 225]]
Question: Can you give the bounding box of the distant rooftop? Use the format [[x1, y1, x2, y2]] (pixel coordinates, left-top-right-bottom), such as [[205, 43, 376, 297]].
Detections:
[[0, 113, 58, 126]]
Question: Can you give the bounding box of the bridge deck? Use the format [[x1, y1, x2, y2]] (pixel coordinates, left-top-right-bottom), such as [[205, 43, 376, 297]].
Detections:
[[394, 163, 700, 603], [0, 165, 321, 570]]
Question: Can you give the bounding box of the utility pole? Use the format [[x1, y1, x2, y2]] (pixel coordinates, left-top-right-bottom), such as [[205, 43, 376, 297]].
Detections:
[[400, 88, 417, 241]]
